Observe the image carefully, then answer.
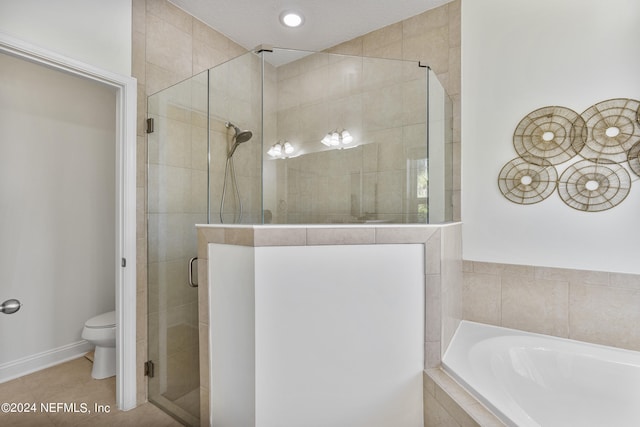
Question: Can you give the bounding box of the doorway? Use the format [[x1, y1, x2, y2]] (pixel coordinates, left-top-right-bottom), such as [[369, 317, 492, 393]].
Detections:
[[0, 34, 137, 410]]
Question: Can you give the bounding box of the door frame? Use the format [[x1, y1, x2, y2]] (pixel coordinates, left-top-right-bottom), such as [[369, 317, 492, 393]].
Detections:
[[0, 32, 138, 411]]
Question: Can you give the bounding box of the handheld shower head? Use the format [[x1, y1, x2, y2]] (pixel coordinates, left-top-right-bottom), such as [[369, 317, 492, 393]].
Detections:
[[234, 129, 253, 144], [225, 121, 253, 157]]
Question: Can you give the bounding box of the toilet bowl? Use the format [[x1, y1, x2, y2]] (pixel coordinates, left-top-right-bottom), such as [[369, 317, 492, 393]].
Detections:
[[81, 310, 116, 379]]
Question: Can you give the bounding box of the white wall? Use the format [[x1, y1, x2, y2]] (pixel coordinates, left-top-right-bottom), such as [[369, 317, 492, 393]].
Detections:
[[0, 52, 117, 379], [255, 244, 424, 427], [462, 0, 640, 274], [0, 0, 131, 75], [209, 244, 256, 427], [209, 242, 425, 427]]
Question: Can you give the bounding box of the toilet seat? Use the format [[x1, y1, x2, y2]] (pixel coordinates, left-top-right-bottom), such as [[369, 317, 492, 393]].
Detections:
[[85, 310, 116, 329], [82, 310, 117, 379]]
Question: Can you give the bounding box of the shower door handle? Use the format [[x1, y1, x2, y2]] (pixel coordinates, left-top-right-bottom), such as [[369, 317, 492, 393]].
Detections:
[[188, 257, 198, 288], [0, 299, 22, 314]]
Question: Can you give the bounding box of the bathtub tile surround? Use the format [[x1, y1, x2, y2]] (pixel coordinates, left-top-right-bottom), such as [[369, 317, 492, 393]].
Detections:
[[423, 224, 463, 369], [570, 283, 640, 351], [423, 369, 505, 427], [445, 259, 640, 427], [429, 260, 640, 427], [197, 224, 462, 426], [440, 225, 463, 358], [463, 261, 640, 352], [501, 275, 569, 338]]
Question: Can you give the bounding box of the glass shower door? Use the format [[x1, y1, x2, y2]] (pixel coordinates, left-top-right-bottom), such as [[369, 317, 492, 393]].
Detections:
[[147, 70, 208, 426]]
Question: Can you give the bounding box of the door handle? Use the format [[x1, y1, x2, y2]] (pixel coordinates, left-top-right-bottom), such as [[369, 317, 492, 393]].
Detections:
[[188, 257, 198, 288], [0, 299, 21, 314]]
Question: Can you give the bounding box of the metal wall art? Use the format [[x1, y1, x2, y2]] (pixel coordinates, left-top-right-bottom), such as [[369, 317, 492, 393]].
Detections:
[[557, 160, 631, 212], [498, 157, 558, 204], [499, 98, 640, 212]]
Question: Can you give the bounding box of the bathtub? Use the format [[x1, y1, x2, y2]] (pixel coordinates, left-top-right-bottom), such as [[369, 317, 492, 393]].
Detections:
[[442, 321, 640, 427]]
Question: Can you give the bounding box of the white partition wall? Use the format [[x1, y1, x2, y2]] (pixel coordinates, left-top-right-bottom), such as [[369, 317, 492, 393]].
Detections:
[[209, 244, 257, 426], [209, 243, 425, 427]]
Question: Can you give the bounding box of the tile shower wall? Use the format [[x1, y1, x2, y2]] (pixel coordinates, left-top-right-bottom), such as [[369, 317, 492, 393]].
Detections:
[[268, 1, 461, 224], [327, 0, 461, 221], [208, 52, 263, 224], [463, 261, 640, 352], [270, 54, 430, 224], [132, 0, 247, 405]]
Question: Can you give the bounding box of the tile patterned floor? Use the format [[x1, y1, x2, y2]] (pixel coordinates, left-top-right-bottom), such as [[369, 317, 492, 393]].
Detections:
[[0, 357, 183, 426]]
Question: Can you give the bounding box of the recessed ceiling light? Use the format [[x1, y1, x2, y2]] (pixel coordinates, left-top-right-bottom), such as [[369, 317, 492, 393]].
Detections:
[[280, 11, 304, 28]]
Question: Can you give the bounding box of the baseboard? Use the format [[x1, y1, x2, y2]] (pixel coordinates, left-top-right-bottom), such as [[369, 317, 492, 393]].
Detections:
[[0, 340, 93, 383]]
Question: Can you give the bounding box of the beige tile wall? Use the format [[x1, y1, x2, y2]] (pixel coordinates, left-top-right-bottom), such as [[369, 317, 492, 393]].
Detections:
[[266, 0, 461, 225], [271, 53, 431, 224], [440, 223, 463, 356], [424, 223, 463, 369], [208, 52, 263, 224], [463, 261, 640, 351], [423, 369, 505, 427], [327, 0, 461, 221]]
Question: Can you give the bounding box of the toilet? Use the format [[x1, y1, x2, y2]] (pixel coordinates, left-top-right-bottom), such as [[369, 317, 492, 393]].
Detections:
[[81, 310, 116, 379]]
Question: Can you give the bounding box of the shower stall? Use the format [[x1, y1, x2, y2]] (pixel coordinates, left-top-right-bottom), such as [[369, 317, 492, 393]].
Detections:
[[146, 47, 453, 425]]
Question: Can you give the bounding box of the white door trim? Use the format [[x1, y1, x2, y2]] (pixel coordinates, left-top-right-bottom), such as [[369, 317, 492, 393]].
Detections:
[[0, 31, 138, 411]]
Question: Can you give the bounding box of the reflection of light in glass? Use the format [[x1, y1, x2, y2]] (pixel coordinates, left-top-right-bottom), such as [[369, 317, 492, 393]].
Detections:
[[341, 130, 353, 144], [321, 129, 355, 147], [283, 141, 294, 154], [330, 131, 340, 146], [267, 142, 282, 157], [268, 140, 294, 158]]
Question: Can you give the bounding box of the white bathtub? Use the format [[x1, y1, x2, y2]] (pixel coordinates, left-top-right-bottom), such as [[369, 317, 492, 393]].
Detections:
[[442, 321, 640, 427]]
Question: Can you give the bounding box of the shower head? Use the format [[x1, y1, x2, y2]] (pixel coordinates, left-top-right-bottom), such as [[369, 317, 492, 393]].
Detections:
[[234, 129, 253, 144], [225, 121, 253, 157]]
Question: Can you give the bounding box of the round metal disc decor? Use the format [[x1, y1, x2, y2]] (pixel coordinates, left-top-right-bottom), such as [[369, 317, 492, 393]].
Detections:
[[498, 157, 558, 205], [629, 141, 640, 177], [579, 98, 640, 163], [513, 106, 586, 165], [557, 160, 631, 212]]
